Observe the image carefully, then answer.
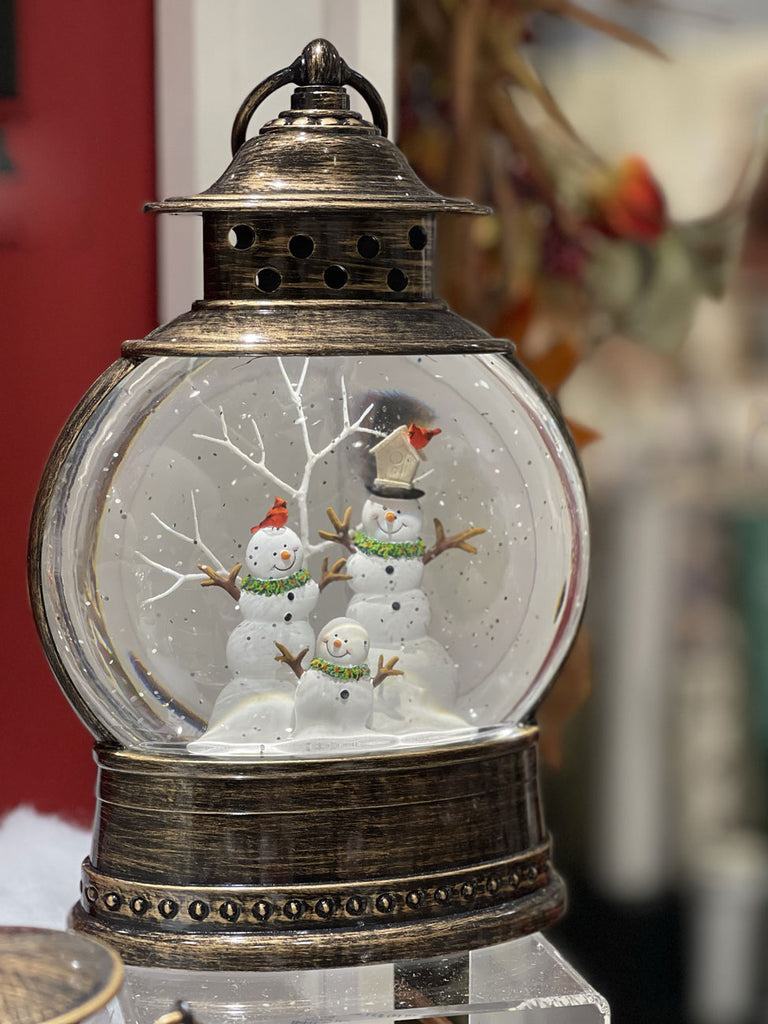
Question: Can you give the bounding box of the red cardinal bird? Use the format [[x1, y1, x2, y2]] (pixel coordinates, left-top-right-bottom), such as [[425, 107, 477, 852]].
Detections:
[[407, 423, 441, 450], [251, 497, 288, 532]]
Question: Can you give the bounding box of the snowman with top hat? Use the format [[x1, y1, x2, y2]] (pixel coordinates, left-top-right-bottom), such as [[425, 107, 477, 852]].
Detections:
[[321, 423, 484, 732], [187, 497, 348, 755]]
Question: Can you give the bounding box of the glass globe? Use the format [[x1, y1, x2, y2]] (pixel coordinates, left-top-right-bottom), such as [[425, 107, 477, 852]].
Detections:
[[36, 349, 587, 758]]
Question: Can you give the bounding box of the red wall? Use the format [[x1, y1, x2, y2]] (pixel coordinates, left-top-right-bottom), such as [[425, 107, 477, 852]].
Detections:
[[0, 3, 157, 823]]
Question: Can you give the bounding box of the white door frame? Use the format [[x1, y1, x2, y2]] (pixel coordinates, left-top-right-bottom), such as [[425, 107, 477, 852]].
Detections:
[[154, 0, 396, 322]]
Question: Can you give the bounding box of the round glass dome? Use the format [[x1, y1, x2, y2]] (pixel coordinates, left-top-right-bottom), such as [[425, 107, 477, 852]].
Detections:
[[35, 350, 588, 758]]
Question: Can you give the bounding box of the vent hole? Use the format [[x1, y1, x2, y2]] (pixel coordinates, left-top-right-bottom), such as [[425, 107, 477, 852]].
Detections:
[[289, 234, 315, 259], [228, 224, 256, 250], [357, 234, 380, 259], [256, 267, 281, 293], [324, 265, 349, 289], [387, 268, 408, 292], [408, 225, 428, 250]]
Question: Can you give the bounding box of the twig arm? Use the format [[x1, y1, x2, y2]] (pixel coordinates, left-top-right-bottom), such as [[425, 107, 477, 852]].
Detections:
[[318, 556, 351, 592], [317, 506, 355, 552], [372, 655, 404, 688], [422, 519, 486, 565], [274, 643, 308, 680], [198, 562, 242, 601]]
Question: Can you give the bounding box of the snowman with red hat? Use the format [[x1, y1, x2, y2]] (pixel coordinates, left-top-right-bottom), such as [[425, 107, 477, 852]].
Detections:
[[321, 424, 485, 732], [187, 497, 348, 755]]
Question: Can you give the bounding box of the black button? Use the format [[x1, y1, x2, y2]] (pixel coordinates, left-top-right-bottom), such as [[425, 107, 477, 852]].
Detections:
[[392, 602, 400, 611], [385, 565, 394, 575], [287, 592, 295, 601], [340, 689, 350, 700], [284, 613, 292, 622]]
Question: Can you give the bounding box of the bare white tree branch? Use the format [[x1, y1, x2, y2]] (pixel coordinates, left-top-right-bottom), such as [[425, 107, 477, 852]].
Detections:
[[138, 492, 229, 606], [137, 553, 207, 606], [193, 408, 297, 497], [190, 360, 382, 555], [278, 356, 315, 463], [139, 357, 387, 601]]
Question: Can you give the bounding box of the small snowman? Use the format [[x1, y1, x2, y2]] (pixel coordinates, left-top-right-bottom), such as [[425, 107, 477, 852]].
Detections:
[[320, 425, 484, 728], [274, 617, 402, 740], [187, 498, 348, 755]]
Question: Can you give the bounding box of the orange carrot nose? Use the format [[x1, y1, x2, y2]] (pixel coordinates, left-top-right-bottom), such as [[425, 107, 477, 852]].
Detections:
[[281, 550, 291, 561], [385, 511, 396, 522], [333, 638, 342, 650]]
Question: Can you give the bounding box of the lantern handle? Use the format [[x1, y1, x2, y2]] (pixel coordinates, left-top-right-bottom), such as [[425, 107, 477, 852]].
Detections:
[[231, 38, 388, 155]]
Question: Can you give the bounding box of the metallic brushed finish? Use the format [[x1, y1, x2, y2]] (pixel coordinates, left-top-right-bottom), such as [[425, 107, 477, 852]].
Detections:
[[70, 731, 565, 969]]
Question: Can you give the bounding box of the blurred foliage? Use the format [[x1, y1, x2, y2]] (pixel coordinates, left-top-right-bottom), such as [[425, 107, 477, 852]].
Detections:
[[398, 0, 757, 415]]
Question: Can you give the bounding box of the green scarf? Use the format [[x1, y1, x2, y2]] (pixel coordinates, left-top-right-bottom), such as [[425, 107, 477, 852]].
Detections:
[[309, 658, 370, 681], [241, 567, 311, 596], [352, 530, 425, 560]]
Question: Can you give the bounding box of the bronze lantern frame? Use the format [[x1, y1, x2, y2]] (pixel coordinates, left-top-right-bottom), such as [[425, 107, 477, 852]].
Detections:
[[28, 39, 578, 971]]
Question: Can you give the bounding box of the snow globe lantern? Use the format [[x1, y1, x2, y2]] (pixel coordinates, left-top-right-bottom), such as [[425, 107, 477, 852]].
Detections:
[[29, 40, 589, 970]]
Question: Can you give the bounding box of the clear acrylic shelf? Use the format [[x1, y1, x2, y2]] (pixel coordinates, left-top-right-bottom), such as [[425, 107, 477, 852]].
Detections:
[[113, 933, 609, 1023]]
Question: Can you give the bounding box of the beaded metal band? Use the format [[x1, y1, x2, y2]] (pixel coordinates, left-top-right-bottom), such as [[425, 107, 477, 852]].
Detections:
[[79, 844, 551, 931]]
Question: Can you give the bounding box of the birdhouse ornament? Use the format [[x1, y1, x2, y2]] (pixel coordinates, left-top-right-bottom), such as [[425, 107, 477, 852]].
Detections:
[[28, 38, 590, 988], [369, 424, 430, 498]]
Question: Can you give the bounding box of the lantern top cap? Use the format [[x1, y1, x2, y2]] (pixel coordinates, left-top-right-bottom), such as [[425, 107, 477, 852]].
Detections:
[[147, 38, 489, 216]]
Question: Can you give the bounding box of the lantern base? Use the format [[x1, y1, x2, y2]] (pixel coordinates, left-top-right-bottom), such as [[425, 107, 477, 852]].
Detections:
[[72, 729, 565, 970]]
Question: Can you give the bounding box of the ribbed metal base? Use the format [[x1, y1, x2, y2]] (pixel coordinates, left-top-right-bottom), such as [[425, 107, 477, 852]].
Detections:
[[72, 729, 565, 969]]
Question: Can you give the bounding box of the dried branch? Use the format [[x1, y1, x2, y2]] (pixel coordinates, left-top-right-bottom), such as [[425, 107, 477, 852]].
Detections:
[[318, 506, 355, 552], [422, 518, 486, 565], [487, 81, 560, 210], [493, 45, 582, 144], [317, 556, 351, 592], [542, 0, 667, 60], [274, 642, 308, 680], [445, 0, 489, 317], [198, 562, 242, 601], [372, 655, 404, 688]]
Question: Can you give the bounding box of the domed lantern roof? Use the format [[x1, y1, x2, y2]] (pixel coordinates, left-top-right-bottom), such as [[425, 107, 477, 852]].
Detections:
[[148, 39, 485, 215], [128, 38, 499, 358]]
